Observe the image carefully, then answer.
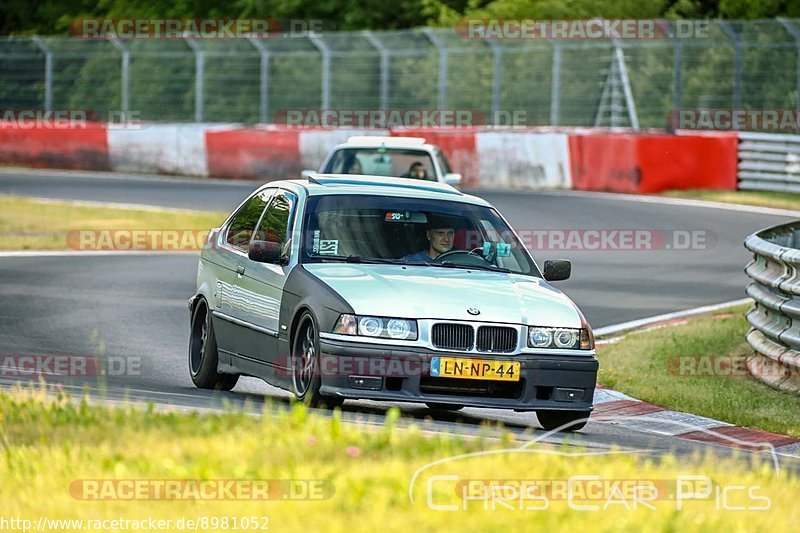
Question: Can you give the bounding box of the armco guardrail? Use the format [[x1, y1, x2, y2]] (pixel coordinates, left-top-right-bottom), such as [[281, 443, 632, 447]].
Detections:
[[744, 222, 800, 394], [738, 132, 800, 194]]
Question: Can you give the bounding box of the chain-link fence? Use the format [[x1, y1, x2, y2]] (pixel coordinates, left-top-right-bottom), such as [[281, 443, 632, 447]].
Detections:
[[1, 20, 799, 129]]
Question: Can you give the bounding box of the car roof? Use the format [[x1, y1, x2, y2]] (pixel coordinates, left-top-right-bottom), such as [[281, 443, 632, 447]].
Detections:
[[336, 136, 436, 151], [266, 174, 490, 206]]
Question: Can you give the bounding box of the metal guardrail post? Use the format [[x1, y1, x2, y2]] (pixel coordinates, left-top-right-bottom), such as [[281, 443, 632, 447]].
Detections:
[[108, 40, 130, 121], [422, 29, 448, 113], [308, 33, 331, 111], [550, 40, 562, 127], [362, 31, 389, 112], [249, 37, 270, 123], [485, 39, 503, 125], [30, 36, 53, 112], [185, 39, 205, 122], [671, 33, 683, 130], [719, 21, 743, 112], [779, 18, 800, 127]]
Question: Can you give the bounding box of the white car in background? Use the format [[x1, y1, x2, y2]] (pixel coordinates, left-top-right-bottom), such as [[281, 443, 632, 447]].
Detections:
[[302, 136, 462, 186]]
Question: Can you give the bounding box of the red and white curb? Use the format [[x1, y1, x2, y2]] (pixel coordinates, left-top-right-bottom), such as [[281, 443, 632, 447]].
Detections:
[[592, 387, 800, 458], [593, 301, 800, 459]]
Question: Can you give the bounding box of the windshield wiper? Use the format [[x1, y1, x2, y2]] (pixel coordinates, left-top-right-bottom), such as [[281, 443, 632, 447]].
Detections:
[[309, 254, 406, 265], [435, 261, 511, 273]]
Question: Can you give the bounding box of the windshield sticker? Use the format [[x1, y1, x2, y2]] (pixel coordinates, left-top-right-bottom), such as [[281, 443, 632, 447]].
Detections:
[[319, 239, 339, 255], [312, 230, 321, 254]]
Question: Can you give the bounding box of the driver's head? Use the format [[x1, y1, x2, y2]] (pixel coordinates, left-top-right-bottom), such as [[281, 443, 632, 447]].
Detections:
[[347, 156, 363, 174], [408, 162, 427, 180], [426, 226, 455, 257]]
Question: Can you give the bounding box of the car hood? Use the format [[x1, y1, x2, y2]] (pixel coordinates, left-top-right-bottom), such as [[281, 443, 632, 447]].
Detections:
[[303, 263, 583, 328]]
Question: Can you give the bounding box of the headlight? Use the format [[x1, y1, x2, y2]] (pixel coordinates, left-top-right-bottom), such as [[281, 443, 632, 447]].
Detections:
[[528, 326, 591, 350], [333, 314, 418, 341], [528, 327, 552, 348], [359, 316, 383, 337]]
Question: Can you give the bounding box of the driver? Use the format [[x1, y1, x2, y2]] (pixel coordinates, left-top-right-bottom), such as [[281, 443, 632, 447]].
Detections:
[[401, 220, 455, 262]]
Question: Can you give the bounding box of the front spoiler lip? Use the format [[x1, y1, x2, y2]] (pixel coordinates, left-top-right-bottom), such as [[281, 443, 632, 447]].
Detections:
[[318, 338, 598, 411]]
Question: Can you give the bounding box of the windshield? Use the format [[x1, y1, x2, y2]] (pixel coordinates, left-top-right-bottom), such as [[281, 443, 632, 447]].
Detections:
[[301, 194, 540, 276], [324, 148, 436, 181]]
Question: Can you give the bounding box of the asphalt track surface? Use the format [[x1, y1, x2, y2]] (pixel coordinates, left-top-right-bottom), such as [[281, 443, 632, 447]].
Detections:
[[1, 168, 798, 468]]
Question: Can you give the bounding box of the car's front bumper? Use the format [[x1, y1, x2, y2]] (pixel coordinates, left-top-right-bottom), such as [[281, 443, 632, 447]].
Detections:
[[318, 338, 598, 412]]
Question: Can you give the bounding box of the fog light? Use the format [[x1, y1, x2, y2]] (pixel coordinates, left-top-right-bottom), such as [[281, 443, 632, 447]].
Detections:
[[553, 387, 584, 402], [348, 375, 382, 390]]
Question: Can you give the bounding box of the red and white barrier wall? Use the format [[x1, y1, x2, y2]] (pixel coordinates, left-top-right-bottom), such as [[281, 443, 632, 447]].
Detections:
[[0, 124, 740, 193]]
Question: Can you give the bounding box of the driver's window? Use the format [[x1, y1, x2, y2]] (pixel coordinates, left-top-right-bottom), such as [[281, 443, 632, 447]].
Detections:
[[225, 190, 274, 251], [253, 191, 296, 255]]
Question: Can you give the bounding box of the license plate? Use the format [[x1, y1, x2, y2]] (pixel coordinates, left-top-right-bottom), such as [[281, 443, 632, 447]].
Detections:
[[430, 357, 520, 382]]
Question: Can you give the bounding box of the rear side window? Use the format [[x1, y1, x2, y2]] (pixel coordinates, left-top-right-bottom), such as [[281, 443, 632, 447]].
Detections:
[[253, 191, 296, 250], [226, 190, 274, 250]]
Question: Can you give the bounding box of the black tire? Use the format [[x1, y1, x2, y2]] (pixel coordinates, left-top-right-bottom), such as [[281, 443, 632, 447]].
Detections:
[[291, 312, 344, 409], [189, 299, 239, 391], [536, 410, 589, 432], [425, 402, 464, 412]]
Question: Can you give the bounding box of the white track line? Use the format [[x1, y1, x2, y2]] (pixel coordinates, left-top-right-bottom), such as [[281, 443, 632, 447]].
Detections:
[[594, 297, 753, 337], [470, 188, 800, 218], [0, 166, 257, 187], [28, 196, 214, 214]]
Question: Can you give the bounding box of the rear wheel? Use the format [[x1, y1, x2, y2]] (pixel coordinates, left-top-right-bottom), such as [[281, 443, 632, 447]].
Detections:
[[536, 410, 588, 432], [425, 402, 464, 412], [292, 312, 343, 409], [189, 299, 238, 391]]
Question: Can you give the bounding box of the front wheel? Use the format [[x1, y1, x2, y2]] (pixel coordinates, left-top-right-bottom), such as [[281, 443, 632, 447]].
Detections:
[[189, 299, 239, 391], [536, 410, 589, 432], [291, 312, 343, 409]]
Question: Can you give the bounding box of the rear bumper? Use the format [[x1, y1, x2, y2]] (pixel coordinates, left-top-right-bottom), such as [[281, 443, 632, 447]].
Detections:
[[318, 338, 598, 411]]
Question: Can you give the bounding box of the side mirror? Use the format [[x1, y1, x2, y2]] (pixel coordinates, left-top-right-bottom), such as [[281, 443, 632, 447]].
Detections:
[[443, 173, 462, 186], [543, 260, 571, 282], [301, 169, 315, 179], [249, 240, 283, 264]]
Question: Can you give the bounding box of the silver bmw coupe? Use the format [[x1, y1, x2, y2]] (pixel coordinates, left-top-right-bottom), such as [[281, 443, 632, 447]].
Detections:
[[188, 174, 598, 431]]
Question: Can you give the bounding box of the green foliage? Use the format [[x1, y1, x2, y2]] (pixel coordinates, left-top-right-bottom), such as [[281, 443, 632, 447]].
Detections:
[[2, 0, 799, 35]]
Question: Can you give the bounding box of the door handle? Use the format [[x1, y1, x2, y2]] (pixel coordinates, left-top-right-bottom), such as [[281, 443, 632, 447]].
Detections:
[[236, 265, 246, 276]]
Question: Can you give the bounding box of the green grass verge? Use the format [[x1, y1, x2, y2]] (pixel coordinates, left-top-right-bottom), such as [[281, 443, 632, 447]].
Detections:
[[661, 189, 800, 211], [1, 387, 798, 531], [597, 305, 800, 437], [0, 195, 227, 250]]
